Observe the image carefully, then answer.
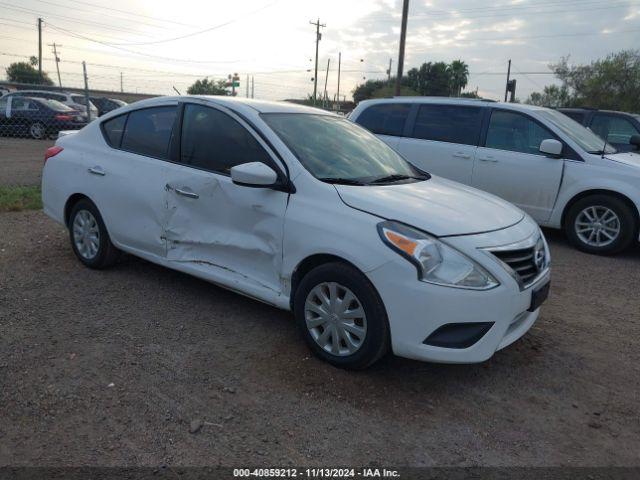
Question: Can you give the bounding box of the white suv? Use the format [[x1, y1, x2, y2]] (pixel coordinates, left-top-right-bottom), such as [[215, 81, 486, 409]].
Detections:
[[1, 90, 98, 120], [350, 98, 640, 255], [41, 96, 550, 369]]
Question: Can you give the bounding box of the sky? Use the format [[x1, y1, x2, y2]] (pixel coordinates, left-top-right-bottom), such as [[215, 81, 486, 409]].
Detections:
[[0, 0, 639, 101]]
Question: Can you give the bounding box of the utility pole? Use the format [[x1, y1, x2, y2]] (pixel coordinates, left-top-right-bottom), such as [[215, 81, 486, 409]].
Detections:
[[120, 72, 123, 93], [323, 58, 330, 108], [504, 59, 511, 102], [336, 52, 342, 112], [48, 42, 62, 87], [395, 0, 409, 96], [37, 18, 43, 82], [251, 76, 254, 99], [246, 74, 249, 97], [387, 58, 393, 82], [309, 18, 326, 105], [82, 61, 91, 122]]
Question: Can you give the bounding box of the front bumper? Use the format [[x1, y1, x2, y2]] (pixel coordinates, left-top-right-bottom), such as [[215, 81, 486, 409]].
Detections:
[[367, 218, 549, 364]]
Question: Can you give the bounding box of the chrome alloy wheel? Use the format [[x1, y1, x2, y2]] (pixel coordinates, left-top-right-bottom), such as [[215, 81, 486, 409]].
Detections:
[[304, 282, 367, 356], [574, 206, 621, 248], [29, 122, 45, 139], [72, 209, 100, 259]]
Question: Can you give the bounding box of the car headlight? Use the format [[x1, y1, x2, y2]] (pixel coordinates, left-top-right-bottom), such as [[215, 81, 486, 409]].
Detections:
[[378, 220, 499, 290]]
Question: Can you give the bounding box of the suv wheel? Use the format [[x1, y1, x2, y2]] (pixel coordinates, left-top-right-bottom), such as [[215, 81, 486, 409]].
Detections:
[[68, 199, 120, 269], [294, 262, 390, 369], [565, 194, 636, 255]]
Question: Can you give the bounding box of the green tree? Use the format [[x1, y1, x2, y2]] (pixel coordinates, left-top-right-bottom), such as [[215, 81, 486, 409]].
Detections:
[[525, 85, 571, 107], [186, 77, 228, 95], [5, 57, 53, 85], [352, 79, 389, 103], [448, 60, 469, 96], [525, 50, 640, 111], [406, 62, 453, 96]]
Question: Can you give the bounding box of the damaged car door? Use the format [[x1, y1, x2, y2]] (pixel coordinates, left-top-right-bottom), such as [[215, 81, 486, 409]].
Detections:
[[163, 102, 289, 296]]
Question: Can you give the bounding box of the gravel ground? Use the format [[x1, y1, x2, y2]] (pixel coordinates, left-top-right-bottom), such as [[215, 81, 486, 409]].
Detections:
[[0, 137, 54, 187], [0, 210, 639, 467]]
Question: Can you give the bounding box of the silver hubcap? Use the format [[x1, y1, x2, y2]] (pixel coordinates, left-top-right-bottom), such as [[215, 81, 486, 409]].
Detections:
[[575, 206, 620, 247], [30, 123, 44, 139], [72, 210, 100, 260], [304, 282, 367, 356]]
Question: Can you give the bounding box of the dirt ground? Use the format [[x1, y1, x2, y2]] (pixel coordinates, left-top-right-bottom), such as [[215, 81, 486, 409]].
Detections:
[[0, 137, 54, 187], [0, 210, 639, 467]]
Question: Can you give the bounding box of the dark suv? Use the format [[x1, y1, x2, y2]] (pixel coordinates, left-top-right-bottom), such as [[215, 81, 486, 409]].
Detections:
[[558, 108, 640, 153]]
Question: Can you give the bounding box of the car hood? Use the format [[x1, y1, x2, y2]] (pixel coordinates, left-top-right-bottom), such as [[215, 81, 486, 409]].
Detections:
[[335, 176, 525, 237], [604, 151, 640, 168]]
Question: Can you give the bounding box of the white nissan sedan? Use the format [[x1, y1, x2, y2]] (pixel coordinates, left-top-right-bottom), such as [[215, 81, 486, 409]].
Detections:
[[42, 96, 550, 369]]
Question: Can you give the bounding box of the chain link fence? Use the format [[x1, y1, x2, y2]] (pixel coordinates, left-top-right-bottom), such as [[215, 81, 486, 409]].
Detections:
[[0, 87, 133, 140]]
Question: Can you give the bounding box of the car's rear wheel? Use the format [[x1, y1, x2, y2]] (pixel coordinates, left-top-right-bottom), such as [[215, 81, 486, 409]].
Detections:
[[294, 262, 390, 369], [29, 122, 46, 140], [564, 194, 637, 255], [68, 199, 120, 269]]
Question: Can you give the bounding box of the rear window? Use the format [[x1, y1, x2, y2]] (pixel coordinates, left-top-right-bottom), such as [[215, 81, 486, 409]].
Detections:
[[412, 104, 483, 146], [102, 114, 127, 147], [120, 106, 177, 158], [44, 99, 72, 111], [562, 111, 585, 124], [355, 103, 411, 137]]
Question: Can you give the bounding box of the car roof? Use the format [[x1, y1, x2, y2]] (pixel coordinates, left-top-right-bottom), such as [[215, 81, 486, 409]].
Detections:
[[120, 95, 334, 116], [355, 96, 551, 113]]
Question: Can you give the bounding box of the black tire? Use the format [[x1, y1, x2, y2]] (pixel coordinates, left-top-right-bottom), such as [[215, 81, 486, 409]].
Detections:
[[68, 199, 120, 269], [293, 262, 390, 369], [564, 194, 637, 255], [29, 122, 46, 140]]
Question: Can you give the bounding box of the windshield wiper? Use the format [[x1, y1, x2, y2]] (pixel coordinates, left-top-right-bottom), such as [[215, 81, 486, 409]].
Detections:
[[369, 173, 427, 184], [317, 177, 366, 186]]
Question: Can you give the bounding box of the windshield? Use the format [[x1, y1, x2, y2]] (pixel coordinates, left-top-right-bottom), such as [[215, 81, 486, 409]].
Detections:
[[262, 113, 426, 185], [538, 109, 616, 154]]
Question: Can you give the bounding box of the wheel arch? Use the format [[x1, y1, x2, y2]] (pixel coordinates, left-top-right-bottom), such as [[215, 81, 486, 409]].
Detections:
[[64, 193, 94, 227], [561, 189, 640, 231], [289, 254, 367, 311]]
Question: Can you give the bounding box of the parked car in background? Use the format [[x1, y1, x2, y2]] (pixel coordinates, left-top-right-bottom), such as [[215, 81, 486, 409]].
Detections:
[[350, 98, 640, 255], [0, 96, 86, 139], [1, 90, 98, 120], [558, 108, 640, 153], [89, 97, 128, 117], [41, 96, 550, 369], [0, 86, 10, 96]]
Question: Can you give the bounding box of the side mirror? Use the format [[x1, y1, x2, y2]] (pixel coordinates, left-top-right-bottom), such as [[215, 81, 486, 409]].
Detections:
[[230, 162, 278, 188], [630, 134, 640, 151], [539, 138, 563, 157]]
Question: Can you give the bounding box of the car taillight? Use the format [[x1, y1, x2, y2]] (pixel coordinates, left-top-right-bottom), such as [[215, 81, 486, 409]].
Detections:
[[55, 114, 74, 121], [44, 146, 64, 164]]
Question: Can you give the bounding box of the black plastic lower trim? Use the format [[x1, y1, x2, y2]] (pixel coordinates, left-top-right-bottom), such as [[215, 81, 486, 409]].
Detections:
[[423, 322, 494, 349]]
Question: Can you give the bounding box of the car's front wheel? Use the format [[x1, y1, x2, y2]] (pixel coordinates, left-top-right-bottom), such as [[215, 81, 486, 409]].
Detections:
[[68, 199, 120, 269], [565, 194, 637, 255], [294, 262, 390, 369]]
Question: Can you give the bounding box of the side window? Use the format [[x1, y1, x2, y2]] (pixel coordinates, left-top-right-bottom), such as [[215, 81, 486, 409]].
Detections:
[[0, 97, 8, 115], [591, 115, 639, 144], [12, 98, 29, 111], [121, 106, 177, 158], [102, 114, 127, 148], [485, 110, 555, 155], [412, 104, 483, 146], [355, 103, 411, 137], [180, 103, 273, 175]]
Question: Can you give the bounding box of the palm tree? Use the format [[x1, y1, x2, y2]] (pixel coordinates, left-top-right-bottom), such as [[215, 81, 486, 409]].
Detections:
[[448, 60, 469, 97]]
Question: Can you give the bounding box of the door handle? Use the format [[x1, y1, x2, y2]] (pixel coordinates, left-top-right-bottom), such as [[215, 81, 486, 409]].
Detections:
[[88, 166, 105, 176], [478, 156, 498, 163], [452, 152, 471, 159], [174, 187, 199, 199]]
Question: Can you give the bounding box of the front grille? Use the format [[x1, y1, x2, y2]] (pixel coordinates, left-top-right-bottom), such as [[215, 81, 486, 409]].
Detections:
[[491, 246, 539, 286]]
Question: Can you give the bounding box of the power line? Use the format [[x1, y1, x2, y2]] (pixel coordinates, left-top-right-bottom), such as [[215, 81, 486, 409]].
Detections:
[[104, 1, 280, 46]]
